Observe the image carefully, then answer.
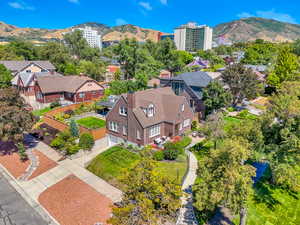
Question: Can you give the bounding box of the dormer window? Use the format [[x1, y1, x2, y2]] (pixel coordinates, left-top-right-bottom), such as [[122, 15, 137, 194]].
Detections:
[[181, 104, 185, 112], [119, 106, 127, 116], [148, 104, 155, 117]]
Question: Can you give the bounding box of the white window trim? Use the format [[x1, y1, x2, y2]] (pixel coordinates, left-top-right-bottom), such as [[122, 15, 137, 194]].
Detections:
[[123, 125, 127, 136], [109, 121, 118, 132], [183, 119, 190, 128], [182, 104, 185, 112], [119, 106, 127, 116], [137, 130, 141, 140], [149, 124, 160, 138], [148, 104, 155, 117]]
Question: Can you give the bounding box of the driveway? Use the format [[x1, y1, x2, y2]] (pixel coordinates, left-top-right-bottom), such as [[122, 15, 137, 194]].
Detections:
[[0, 174, 47, 225]]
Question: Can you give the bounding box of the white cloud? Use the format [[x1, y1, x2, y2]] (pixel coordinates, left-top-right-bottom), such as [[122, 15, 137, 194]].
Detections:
[[139, 2, 152, 11], [8, 1, 35, 10], [116, 18, 128, 26], [160, 0, 167, 5], [68, 0, 79, 4], [237, 9, 297, 24]]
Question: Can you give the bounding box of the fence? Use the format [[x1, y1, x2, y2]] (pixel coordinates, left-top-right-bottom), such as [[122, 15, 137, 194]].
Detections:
[[43, 102, 106, 140]]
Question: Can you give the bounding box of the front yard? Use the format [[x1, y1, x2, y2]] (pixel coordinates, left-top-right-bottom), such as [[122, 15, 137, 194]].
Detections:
[[87, 145, 188, 190], [76, 116, 106, 129]]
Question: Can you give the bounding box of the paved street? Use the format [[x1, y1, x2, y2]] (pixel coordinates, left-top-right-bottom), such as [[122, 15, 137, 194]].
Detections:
[[0, 174, 47, 225]]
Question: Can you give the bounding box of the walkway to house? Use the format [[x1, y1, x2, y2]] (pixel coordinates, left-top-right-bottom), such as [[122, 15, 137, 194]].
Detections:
[[176, 138, 200, 225]]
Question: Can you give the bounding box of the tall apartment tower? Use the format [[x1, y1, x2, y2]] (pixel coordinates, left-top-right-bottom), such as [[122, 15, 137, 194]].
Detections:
[[174, 22, 213, 52], [75, 26, 102, 50]]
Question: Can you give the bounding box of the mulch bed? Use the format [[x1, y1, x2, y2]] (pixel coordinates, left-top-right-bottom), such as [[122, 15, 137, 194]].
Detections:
[[28, 150, 58, 180], [31, 123, 60, 145], [38, 175, 112, 225], [0, 152, 30, 179]]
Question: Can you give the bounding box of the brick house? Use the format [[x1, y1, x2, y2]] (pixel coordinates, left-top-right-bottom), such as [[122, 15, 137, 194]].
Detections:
[[106, 87, 194, 146], [34, 75, 105, 103], [160, 71, 215, 121]]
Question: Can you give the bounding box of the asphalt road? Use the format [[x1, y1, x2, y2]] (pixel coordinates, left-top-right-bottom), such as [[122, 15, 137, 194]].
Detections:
[[0, 174, 47, 225]]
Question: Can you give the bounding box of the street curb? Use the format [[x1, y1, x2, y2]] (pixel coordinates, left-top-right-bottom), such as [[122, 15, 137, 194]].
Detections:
[[0, 165, 60, 225]]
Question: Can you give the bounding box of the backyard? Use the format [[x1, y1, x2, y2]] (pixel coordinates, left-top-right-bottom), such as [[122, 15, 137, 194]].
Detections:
[[87, 145, 188, 190], [76, 116, 106, 129]]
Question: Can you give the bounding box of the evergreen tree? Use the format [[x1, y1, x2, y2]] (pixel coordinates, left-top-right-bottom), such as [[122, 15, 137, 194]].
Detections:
[[69, 119, 79, 137]]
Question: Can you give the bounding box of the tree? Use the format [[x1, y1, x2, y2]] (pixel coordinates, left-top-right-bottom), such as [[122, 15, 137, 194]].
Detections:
[[193, 139, 256, 225], [202, 81, 232, 115], [267, 47, 300, 88], [0, 88, 36, 143], [221, 63, 263, 106], [292, 39, 300, 56], [196, 50, 225, 66], [109, 158, 181, 225], [77, 60, 105, 81], [0, 45, 23, 60], [8, 40, 38, 60], [200, 112, 225, 149], [79, 133, 94, 150], [0, 64, 12, 88], [69, 119, 79, 137]]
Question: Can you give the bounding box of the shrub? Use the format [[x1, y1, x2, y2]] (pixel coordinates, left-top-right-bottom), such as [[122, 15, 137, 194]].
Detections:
[[50, 137, 65, 149], [153, 151, 164, 161], [163, 148, 179, 160], [63, 113, 71, 119], [227, 106, 235, 112], [17, 143, 28, 162], [79, 133, 95, 150], [191, 121, 198, 131], [54, 113, 64, 122], [50, 101, 61, 109], [178, 136, 192, 149], [69, 119, 79, 137]]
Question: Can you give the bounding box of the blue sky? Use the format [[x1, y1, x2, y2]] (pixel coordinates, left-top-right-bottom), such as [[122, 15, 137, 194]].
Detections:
[[0, 0, 299, 32]]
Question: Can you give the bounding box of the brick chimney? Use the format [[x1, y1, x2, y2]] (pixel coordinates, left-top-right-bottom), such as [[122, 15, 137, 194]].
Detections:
[[127, 91, 135, 109]]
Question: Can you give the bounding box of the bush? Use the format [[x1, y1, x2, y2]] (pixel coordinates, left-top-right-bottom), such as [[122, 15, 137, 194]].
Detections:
[[69, 119, 79, 137], [50, 101, 61, 109], [79, 133, 95, 150], [191, 121, 198, 131], [17, 143, 28, 162], [227, 106, 235, 112], [163, 148, 179, 160], [177, 136, 192, 149], [153, 151, 164, 161], [63, 113, 71, 119], [50, 136, 65, 149]]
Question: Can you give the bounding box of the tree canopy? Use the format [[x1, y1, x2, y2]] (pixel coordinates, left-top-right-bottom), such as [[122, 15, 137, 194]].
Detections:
[[0, 64, 12, 89]]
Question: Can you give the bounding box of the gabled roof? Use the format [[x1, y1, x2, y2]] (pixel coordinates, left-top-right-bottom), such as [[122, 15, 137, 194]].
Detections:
[[122, 87, 190, 128], [0, 61, 56, 72], [36, 75, 102, 94], [170, 71, 212, 87]]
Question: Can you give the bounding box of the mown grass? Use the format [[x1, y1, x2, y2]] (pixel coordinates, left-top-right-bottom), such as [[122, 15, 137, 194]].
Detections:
[[76, 116, 106, 129], [32, 107, 51, 117]]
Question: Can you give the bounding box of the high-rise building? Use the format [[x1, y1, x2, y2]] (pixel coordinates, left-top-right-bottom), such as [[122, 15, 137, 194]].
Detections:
[[174, 22, 213, 52], [74, 26, 102, 50]]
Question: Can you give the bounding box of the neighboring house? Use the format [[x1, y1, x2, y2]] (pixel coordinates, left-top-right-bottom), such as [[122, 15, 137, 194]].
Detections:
[[0, 60, 56, 75], [159, 70, 172, 79], [12, 72, 63, 96], [187, 57, 210, 69], [34, 75, 105, 103], [160, 71, 215, 120], [106, 87, 194, 146]]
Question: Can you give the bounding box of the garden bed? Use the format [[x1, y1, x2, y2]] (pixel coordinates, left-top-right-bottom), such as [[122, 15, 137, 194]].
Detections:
[[31, 123, 60, 145]]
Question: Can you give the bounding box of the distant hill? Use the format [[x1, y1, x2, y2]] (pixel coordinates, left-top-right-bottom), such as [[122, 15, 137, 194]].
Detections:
[[0, 21, 162, 43], [213, 17, 300, 43], [0, 17, 300, 44]]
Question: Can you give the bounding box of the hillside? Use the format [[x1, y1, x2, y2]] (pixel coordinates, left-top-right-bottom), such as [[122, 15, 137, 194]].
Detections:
[[214, 17, 300, 43], [1, 17, 300, 44], [0, 21, 162, 43]]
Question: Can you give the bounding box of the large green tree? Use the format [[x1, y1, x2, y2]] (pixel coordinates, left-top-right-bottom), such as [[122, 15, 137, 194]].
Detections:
[[0, 64, 12, 88], [221, 63, 263, 105], [193, 138, 256, 225], [109, 158, 181, 225], [8, 40, 38, 60], [0, 88, 36, 143], [267, 47, 300, 88], [202, 81, 232, 115]]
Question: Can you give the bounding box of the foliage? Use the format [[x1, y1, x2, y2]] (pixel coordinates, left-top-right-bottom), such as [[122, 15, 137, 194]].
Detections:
[[109, 158, 182, 225], [0, 64, 12, 88], [8, 40, 38, 60], [267, 47, 300, 88], [193, 139, 256, 225], [76, 117, 106, 129], [153, 150, 164, 161], [69, 119, 79, 137], [191, 121, 198, 131], [79, 133, 95, 150], [196, 50, 225, 66], [292, 39, 300, 56], [0, 88, 36, 142], [221, 63, 263, 105], [0, 45, 23, 60], [17, 143, 28, 162], [50, 101, 61, 109], [50, 131, 80, 155], [203, 81, 232, 115], [32, 107, 51, 117], [77, 59, 106, 81], [163, 141, 183, 160]]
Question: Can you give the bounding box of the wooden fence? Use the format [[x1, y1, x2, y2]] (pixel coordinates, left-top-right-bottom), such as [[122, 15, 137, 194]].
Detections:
[[43, 102, 106, 140]]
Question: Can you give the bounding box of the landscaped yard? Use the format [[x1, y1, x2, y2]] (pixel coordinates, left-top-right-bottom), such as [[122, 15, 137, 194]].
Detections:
[[76, 117, 106, 129], [87, 145, 188, 190]]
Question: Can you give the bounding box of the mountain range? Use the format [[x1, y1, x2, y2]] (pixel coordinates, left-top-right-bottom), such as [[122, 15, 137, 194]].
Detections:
[[0, 17, 300, 44]]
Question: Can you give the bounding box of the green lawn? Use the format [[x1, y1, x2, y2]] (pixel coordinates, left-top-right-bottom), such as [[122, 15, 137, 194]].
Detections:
[[87, 145, 188, 190], [233, 181, 300, 225], [32, 107, 51, 117], [76, 116, 106, 129]]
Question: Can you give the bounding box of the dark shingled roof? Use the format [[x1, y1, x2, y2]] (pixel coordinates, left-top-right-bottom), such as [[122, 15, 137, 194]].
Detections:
[[170, 71, 213, 87]]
